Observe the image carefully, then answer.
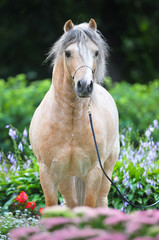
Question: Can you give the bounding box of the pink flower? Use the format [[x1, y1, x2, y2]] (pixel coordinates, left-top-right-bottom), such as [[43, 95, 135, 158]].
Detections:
[[29, 232, 53, 240], [105, 213, 128, 225], [126, 210, 159, 234], [50, 226, 104, 239], [40, 217, 74, 230], [10, 227, 38, 240], [92, 232, 127, 240]]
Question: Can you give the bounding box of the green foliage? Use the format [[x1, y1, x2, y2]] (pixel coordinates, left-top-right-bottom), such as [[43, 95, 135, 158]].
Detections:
[[109, 79, 159, 133], [0, 74, 50, 151]]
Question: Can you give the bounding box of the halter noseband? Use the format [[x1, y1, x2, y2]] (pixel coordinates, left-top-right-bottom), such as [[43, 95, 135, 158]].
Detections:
[[65, 57, 95, 81], [72, 65, 95, 80]]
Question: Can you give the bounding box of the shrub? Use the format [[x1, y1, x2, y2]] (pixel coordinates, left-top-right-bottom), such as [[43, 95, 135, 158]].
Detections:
[[109, 79, 159, 134], [10, 206, 159, 240], [0, 74, 50, 151]]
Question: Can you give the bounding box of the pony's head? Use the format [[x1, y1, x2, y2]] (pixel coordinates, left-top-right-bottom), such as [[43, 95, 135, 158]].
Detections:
[[47, 19, 108, 98]]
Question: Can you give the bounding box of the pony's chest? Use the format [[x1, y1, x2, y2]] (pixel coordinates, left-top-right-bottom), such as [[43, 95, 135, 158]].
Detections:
[[49, 120, 104, 178], [53, 121, 97, 157], [52, 113, 105, 154]]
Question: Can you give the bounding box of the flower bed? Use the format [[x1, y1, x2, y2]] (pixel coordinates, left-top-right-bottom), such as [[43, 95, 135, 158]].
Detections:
[[0, 115, 158, 239], [10, 206, 159, 240], [109, 120, 159, 212]]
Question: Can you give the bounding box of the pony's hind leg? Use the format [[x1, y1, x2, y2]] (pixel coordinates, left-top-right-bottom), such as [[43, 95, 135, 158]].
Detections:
[[58, 176, 78, 208], [39, 163, 58, 207], [95, 144, 119, 207]]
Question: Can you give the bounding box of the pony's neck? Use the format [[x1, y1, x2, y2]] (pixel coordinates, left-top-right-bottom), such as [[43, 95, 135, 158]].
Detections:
[[52, 57, 76, 105], [52, 57, 89, 118]]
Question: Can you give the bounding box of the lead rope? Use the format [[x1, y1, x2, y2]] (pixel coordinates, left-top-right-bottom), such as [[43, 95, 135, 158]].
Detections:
[[88, 101, 159, 209]]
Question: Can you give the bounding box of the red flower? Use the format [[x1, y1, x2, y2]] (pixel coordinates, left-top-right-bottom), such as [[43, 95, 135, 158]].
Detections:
[[15, 191, 28, 203], [25, 201, 36, 210]]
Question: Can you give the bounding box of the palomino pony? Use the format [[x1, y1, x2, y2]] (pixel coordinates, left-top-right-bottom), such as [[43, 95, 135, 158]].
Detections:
[[29, 19, 119, 208]]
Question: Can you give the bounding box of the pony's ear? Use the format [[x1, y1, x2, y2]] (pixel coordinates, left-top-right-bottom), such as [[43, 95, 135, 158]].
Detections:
[[88, 19, 97, 31], [64, 20, 74, 32]]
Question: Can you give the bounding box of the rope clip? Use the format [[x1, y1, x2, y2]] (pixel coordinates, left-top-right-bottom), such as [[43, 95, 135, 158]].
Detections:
[[87, 99, 91, 114]]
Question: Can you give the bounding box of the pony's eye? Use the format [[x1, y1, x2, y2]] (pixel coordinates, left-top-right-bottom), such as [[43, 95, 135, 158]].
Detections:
[[95, 51, 99, 57], [65, 50, 71, 58]]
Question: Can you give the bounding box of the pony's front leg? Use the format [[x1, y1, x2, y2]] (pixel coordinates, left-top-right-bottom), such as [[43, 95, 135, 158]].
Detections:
[[96, 143, 119, 207], [84, 167, 103, 208], [39, 163, 58, 206], [59, 176, 78, 208]]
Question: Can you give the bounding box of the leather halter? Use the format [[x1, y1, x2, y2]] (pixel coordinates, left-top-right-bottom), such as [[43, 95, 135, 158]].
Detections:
[[65, 57, 95, 81]]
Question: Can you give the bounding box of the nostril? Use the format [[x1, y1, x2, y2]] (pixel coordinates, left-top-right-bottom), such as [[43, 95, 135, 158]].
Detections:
[[90, 81, 93, 89], [87, 81, 93, 92], [77, 80, 85, 92], [77, 80, 82, 91]]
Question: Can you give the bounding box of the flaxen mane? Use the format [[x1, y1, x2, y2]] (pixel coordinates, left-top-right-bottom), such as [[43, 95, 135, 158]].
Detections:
[[47, 22, 109, 84]]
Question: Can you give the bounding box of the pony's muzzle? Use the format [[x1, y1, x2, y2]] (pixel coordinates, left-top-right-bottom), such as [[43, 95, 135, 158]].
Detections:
[[77, 79, 93, 98]]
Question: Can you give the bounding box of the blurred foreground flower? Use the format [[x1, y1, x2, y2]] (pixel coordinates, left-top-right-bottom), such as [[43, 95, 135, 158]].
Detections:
[[10, 207, 159, 240]]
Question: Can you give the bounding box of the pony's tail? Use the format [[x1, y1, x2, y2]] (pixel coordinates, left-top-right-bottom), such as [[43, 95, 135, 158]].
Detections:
[[75, 177, 85, 206]]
